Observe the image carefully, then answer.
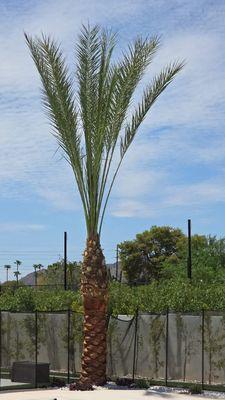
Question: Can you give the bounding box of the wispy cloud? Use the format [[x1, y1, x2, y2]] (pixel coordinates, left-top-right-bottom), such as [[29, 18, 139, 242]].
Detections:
[[165, 180, 225, 208], [111, 199, 157, 218], [0, 223, 45, 232], [0, 0, 225, 221]]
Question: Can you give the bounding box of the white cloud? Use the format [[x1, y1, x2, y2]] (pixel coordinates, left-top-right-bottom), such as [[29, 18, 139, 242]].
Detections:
[[113, 168, 166, 198], [0, 223, 45, 232], [141, 31, 225, 131], [111, 178, 225, 218], [165, 180, 225, 208], [0, 0, 225, 219], [111, 199, 156, 218]]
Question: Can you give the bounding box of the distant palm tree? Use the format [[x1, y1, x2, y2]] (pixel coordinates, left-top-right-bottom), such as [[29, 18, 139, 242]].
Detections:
[[67, 261, 79, 290], [4, 264, 11, 282], [14, 260, 22, 272], [33, 264, 43, 287], [25, 24, 184, 388], [13, 270, 21, 286]]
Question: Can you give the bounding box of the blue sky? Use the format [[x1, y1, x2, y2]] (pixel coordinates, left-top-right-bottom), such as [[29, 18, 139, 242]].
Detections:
[[0, 0, 225, 282]]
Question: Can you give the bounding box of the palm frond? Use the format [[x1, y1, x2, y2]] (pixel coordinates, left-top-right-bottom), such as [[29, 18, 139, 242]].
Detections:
[[76, 25, 117, 231], [105, 36, 160, 149], [96, 36, 161, 225], [25, 25, 184, 238], [25, 33, 90, 224], [98, 61, 184, 233], [120, 61, 185, 158]]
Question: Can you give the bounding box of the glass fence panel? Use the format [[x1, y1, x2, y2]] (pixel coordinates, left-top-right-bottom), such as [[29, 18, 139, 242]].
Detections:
[[1, 312, 36, 390]]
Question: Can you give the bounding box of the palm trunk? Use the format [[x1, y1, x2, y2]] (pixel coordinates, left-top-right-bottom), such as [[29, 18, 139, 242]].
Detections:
[[75, 235, 108, 390]]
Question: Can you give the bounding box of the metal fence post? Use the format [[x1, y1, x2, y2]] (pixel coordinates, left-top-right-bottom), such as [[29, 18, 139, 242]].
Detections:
[[165, 308, 169, 386], [67, 309, 71, 384], [202, 309, 205, 390], [35, 310, 38, 388], [132, 308, 138, 381], [116, 245, 119, 280], [187, 219, 192, 280], [64, 232, 67, 290]]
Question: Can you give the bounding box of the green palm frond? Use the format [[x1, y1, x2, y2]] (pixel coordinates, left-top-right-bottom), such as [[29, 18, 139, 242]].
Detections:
[[25, 25, 184, 238], [76, 25, 117, 231], [96, 36, 161, 223], [25, 33, 90, 226], [120, 61, 185, 158], [98, 61, 184, 232]]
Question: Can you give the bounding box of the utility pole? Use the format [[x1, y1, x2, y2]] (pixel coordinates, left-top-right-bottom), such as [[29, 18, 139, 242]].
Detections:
[[187, 219, 192, 280], [64, 232, 67, 290]]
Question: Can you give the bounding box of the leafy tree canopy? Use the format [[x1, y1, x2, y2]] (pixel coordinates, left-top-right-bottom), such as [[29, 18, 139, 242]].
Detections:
[[38, 260, 81, 289], [119, 226, 225, 284], [119, 225, 185, 283]]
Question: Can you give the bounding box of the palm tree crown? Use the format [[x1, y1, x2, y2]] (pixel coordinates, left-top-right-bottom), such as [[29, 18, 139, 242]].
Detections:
[[33, 263, 43, 271], [25, 25, 183, 238], [14, 260, 22, 271]]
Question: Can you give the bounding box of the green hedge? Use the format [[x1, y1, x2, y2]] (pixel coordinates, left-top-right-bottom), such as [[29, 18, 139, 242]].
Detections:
[[1, 279, 225, 314]]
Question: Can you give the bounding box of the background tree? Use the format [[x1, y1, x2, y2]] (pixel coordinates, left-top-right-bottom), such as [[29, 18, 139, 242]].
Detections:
[[25, 25, 183, 388], [119, 225, 225, 284], [38, 260, 81, 289], [164, 234, 225, 283], [13, 270, 21, 287], [33, 263, 43, 287], [1, 280, 25, 294], [14, 260, 22, 272], [4, 264, 11, 283], [119, 226, 185, 284]]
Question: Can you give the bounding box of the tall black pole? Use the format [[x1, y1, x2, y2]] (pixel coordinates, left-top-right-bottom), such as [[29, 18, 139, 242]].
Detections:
[[116, 245, 119, 280], [0, 309, 2, 390], [132, 308, 138, 381], [187, 219, 192, 280], [202, 309, 205, 390], [67, 309, 70, 384], [165, 308, 169, 386], [64, 232, 67, 290], [35, 310, 38, 388]]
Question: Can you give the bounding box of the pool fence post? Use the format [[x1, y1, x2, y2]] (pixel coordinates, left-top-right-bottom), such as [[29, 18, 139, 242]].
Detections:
[[187, 219, 192, 280], [67, 309, 71, 384], [116, 245, 119, 280], [132, 308, 139, 382], [165, 308, 169, 386], [35, 310, 38, 388], [0, 309, 2, 391], [64, 232, 67, 290], [202, 309, 205, 390]]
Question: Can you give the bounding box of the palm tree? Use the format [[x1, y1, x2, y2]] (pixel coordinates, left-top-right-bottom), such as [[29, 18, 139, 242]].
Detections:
[[33, 263, 43, 287], [14, 259, 22, 272], [4, 264, 11, 282], [13, 270, 21, 286], [25, 25, 184, 389]]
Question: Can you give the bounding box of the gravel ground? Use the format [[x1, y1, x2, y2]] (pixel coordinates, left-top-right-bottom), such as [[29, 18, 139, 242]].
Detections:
[[1, 384, 225, 400]]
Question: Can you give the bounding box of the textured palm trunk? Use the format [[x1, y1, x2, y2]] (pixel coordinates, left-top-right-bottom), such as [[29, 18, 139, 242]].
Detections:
[[75, 235, 109, 390]]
